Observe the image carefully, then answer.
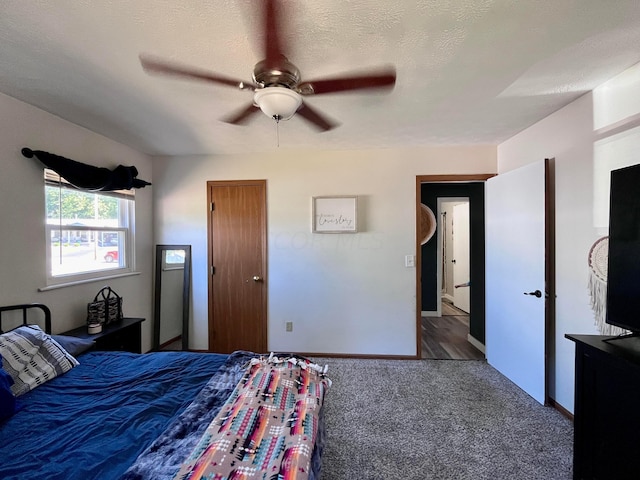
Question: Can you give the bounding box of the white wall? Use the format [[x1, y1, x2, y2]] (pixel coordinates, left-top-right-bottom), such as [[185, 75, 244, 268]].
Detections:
[[497, 62, 640, 413], [153, 146, 496, 355], [0, 93, 155, 351]]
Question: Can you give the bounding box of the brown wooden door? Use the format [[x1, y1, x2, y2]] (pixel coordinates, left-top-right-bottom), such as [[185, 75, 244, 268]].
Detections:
[[207, 180, 267, 353]]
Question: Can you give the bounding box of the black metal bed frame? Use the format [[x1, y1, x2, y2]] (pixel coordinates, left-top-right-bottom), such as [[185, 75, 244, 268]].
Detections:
[[0, 303, 52, 334]]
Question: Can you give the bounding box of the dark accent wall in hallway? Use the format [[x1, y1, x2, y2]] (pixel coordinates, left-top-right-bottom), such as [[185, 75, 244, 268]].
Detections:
[[420, 182, 486, 344]]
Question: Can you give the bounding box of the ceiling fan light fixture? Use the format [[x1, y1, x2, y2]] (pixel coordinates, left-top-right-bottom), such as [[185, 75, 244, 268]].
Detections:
[[253, 87, 302, 121]]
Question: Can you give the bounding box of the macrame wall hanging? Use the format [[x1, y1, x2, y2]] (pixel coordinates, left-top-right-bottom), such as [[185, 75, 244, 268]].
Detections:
[[588, 236, 628, 336]]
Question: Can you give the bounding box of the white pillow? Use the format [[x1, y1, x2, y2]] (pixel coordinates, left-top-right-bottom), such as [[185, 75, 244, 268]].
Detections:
[[0, 325, 78, 396]]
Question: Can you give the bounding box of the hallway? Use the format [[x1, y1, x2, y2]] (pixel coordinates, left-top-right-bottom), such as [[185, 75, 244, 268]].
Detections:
[[421, 301, 484, 360]]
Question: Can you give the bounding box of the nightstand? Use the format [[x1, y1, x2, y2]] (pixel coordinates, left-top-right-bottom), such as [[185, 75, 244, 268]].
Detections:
[[61, 318, 145, 353]]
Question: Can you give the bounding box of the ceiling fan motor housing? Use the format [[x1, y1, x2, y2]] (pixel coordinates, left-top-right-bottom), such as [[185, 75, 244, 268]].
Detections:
[[253, 57, 300, 89]]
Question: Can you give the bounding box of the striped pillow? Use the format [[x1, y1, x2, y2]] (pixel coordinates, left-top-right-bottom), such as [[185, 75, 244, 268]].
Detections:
[[0, 325, 78, 396]]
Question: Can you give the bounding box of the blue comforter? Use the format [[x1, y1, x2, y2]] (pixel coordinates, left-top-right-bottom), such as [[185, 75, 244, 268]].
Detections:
[[0, 350, 231, 480], [120, 351, 256, 480]]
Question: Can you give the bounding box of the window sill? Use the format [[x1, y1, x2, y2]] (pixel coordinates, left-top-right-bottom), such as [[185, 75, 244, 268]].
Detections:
[[38, 271, 141, 291]]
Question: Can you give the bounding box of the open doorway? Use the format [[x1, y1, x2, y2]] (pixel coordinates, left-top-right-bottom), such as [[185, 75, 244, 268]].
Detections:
[[441, 198, 470, 314], [421, 198, 482, 359], [416, 175, 493, 360]]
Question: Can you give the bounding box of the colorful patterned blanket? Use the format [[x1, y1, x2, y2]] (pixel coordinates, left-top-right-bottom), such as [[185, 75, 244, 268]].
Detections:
[[173, 354, 331, 480]]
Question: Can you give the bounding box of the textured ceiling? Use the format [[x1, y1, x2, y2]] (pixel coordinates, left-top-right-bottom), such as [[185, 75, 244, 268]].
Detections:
[[2, 0, 640, 156]]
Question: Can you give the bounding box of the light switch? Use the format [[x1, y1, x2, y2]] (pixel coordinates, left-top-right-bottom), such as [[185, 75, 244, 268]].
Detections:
[[405, 255, 415, 268]]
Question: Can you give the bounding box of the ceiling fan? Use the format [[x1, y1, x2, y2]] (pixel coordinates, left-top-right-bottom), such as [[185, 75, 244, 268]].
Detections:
[[139, 0, 396, 131]]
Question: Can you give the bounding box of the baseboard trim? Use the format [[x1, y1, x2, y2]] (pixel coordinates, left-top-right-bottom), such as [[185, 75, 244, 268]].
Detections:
[[467, 334, 486, 353], [158, 335, 182, 350], [422, 310, 439, 317], [548, 398, 574, 421], [291, 352, 420, 360], [182, 350, 419, 360]]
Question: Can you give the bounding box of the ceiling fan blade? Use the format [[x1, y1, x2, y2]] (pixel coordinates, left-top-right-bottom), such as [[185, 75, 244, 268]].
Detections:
[[296, 103, 339, 131], [140, 54, 254, 90], [262, 0, 287, 63], [298, 67, 396, 95], [221, 103, 261, 125]]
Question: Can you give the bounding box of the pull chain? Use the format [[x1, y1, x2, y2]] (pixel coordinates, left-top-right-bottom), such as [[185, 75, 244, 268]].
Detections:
[[273, 115, 281, 147]]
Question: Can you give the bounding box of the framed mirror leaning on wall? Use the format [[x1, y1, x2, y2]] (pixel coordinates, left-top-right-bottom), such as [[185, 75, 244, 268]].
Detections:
[[153, 245, 191, 351]]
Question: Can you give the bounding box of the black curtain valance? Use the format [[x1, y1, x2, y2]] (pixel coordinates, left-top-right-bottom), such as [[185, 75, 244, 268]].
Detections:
[[22, 148, 151, 191]]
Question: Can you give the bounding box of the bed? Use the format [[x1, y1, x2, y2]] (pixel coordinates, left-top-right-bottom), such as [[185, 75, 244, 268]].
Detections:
[[0, 304, 329, 480]]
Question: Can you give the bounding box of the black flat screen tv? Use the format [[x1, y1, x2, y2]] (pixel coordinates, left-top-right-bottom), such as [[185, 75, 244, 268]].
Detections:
[[606, 163, 640, 335]]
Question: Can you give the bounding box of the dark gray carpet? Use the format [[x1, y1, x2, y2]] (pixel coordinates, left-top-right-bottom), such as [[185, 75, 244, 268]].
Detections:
[[312, 358, 573, 480]]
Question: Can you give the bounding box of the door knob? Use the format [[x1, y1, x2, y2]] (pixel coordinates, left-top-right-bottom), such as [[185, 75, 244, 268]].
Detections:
[[524, 289, 542, 298], [252, 275, 262, 282]]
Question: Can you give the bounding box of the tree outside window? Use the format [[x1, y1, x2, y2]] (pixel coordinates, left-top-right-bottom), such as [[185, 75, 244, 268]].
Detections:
[[45, 170, 134, 284]]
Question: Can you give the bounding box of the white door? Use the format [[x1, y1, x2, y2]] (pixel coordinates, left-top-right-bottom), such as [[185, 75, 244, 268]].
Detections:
[[452, 202, 471, 313], [486, 160, 547, 405]]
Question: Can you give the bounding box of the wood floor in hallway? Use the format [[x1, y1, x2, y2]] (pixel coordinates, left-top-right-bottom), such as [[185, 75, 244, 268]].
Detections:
[[422, 301, 484, 360]]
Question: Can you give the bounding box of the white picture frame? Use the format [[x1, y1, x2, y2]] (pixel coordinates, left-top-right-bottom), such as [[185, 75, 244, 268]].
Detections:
[[312, 196, 358, 233]]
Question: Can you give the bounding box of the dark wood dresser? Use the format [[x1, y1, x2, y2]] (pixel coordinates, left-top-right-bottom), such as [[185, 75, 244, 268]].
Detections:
[[61, 317, 144, 353], [566, 334, 640, 479]]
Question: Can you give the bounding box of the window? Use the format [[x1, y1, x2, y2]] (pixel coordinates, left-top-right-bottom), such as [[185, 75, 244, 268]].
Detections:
[[45, 169, 135, 285], [162, 249, 186, 271]]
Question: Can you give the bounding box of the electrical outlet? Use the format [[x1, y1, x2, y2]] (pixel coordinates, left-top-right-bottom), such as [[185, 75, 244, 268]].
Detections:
[[285, 321, 293, 332]]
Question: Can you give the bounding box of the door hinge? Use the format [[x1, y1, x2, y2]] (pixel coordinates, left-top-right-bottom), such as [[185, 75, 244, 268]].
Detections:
[[211, 265, 215, 275], [210, 202, 215, 212]]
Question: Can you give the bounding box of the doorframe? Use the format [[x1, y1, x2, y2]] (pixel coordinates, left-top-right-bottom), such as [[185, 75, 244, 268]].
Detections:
[[544, 159, 556, 405], [415, 174, 494, 359]]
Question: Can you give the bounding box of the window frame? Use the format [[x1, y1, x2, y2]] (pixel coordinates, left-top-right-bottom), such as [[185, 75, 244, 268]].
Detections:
[[44, 169, 136, 287]]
